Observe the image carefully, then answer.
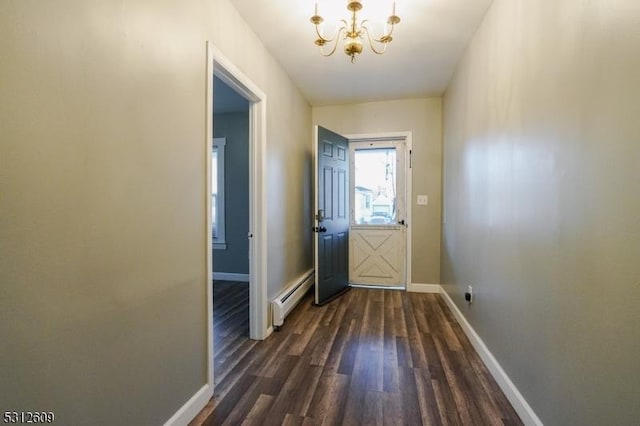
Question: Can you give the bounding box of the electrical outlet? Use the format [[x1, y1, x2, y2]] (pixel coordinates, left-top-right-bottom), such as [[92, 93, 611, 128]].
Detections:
[[417, 195, 428, 205]]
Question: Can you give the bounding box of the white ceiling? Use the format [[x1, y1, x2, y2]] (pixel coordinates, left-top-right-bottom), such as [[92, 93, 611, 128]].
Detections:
[[230, 0, 493, 106]]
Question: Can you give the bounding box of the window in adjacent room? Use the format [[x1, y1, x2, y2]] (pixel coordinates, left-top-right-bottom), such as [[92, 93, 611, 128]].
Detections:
[[212, 137, 227, 249]]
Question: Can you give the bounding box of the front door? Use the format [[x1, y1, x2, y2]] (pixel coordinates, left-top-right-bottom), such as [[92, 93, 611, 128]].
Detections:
[[314, 126, 350, 305], [349, 140, 407, 287]]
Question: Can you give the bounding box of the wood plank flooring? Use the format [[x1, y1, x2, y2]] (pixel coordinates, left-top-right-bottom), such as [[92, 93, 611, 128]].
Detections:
[[192, 287, 522, 426], [212, 281, 255, 387]]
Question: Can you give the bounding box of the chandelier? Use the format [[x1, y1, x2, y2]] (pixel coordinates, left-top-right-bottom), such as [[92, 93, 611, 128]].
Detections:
[[310, 1, 401, 63]]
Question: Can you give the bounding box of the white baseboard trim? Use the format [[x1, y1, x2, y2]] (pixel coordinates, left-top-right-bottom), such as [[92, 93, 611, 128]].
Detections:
[[439, 288, 543, 426], [163, 383, 212, 426], [213, 272, 249, 282], [408, 283, 442, 293]]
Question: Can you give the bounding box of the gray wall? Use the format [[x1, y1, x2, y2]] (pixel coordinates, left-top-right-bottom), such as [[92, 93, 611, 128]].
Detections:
[[213, 112, 249, 274], [0, 0, 311, 424], [442, 0, 640, 425]]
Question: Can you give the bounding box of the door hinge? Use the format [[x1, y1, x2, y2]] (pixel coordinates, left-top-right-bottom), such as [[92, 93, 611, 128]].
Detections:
[[409, 149, 412, 168]]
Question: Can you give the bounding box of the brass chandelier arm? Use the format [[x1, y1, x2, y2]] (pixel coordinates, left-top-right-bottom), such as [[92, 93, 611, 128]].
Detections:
[[314, 18, 349, 43], [360, 16, 400, 44], [318, 25, 347, 57], [313, 23, 330, 42], [361, 24, 389, 55], [312, 21, 329, 42]]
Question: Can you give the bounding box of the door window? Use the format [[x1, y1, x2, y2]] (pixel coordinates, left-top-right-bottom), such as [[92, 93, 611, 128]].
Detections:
[[353, 148, 397, 225]]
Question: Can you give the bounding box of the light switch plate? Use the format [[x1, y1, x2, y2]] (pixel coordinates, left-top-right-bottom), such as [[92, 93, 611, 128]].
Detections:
[[417, 195, 428, 206]]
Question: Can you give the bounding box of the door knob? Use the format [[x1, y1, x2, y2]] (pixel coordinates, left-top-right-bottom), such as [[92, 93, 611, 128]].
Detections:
[[319, 226, 327, 233]]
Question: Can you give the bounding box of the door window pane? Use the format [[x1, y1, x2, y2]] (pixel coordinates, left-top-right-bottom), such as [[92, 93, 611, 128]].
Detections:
[[354, 148, 396, 225]]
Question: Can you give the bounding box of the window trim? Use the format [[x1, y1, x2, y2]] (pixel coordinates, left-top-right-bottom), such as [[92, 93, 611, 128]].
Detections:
[[213, 137, 227, 250]]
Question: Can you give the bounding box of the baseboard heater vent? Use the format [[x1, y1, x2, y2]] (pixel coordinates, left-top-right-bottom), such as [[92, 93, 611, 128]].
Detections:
[[272, 269, 314, 331]]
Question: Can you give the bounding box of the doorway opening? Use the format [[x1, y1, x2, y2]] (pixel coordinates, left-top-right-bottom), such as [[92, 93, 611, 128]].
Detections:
[[205, 42, 268, 396], [211, 75, 251, 381]]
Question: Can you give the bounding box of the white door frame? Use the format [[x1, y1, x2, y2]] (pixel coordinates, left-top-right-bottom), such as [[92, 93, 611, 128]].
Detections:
[[345, 132, 413, 290], [205, 41, 269, 389]]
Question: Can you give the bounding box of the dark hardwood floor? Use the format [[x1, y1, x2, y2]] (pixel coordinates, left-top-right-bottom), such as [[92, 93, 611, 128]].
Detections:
[[212, 280, 255, 389], [193, 287, 522, 426]]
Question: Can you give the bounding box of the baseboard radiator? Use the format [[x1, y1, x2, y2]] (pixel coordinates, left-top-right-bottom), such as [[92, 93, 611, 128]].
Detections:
[[272, 269, 314, 331]]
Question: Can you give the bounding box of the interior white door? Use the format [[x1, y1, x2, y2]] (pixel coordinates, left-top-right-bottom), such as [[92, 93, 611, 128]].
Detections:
[[349, 140, 406, 287]]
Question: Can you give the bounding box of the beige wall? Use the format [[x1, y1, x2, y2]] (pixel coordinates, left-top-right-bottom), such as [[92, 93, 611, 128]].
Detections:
[[313, 99, 442, 285], [0, 0, 311, 424], [211, 2, 313, 300], [442, 0, 640, 424]]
